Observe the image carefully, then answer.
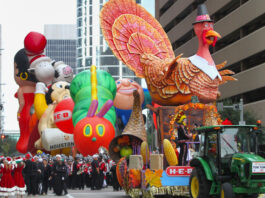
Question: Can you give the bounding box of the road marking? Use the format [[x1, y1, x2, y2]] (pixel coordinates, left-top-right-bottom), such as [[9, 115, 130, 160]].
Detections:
[[66, 194, 74, 198]]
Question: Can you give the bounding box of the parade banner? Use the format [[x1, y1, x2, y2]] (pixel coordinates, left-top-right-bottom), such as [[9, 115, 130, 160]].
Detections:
[[41, 128, 74, 151]]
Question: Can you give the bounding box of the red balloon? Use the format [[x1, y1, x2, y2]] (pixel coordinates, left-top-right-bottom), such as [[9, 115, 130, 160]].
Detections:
[[54, 98, 74, 134], [24, 32, 47, 55], [74, 116, 115, 156]]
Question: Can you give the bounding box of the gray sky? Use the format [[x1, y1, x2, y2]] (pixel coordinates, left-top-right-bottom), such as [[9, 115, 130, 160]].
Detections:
[[0, 0, 154, 131]]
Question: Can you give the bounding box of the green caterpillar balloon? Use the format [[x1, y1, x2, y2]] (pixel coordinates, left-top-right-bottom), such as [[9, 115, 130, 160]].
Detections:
[[70, 65, 117, 127]]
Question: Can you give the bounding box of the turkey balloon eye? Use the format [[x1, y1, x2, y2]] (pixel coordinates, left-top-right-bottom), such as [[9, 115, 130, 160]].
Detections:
[[116, 81, 121, 85], [83, 124, 92, 137], [96, 124, 105, 137], [129, 80, 133, 83]]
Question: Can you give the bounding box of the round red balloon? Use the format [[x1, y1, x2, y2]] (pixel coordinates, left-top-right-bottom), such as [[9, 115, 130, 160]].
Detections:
[[74, 116, 115, 156], [54, 98, 74, 134]]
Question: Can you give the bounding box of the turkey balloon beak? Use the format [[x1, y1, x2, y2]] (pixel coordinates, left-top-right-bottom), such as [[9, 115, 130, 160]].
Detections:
[[203, 30, 221, 47]]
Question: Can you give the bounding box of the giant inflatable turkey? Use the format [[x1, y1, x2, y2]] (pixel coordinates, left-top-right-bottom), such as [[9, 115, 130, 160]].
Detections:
[[100, 0, 236, 106]]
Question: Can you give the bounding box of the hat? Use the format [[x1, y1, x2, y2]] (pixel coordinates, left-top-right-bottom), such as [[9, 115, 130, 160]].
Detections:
[[24, 32, 47, 56], [193, 4, 213, 25], [15, 157, 23, 164], [6, 157, 12, 164], [29, 55, 51, 68], [0, 155, 4, 160], [56, 154, 62, 159], [25, 153, 32, 159], [177, 114, 187, 124], [93, 154, 99, 159]]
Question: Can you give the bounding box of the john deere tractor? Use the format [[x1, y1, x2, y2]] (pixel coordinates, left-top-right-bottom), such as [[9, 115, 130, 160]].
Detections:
[[189, 125, 265, 198]]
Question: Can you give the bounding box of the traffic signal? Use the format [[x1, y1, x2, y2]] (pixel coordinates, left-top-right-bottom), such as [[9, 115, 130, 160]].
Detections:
[[1, 134, 5, 140]]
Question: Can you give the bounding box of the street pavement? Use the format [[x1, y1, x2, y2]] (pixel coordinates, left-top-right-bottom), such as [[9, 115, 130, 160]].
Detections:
[[34, 187, 128, 198], [8, 187, 265, 197]]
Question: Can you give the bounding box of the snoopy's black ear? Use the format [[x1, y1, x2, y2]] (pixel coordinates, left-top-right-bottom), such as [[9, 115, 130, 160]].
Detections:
[[45, 87, 54, 105], [51, 60, 56, 66], [54, 70, 59, 78]]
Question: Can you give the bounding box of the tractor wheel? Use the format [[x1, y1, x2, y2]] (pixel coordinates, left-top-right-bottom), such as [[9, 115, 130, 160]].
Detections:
[[189, 167, 211, 198], [220, 183, 234, 198]]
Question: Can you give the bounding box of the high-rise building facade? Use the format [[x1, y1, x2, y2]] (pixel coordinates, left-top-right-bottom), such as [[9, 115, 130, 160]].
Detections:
[[76, 0, 143, 82], [156, 0, 265, 122], [44, 24, 77, 72], [0, 24, 3, 134]]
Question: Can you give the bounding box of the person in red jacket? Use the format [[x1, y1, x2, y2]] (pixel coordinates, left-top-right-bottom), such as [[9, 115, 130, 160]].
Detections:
[[13, 157, 26, 197], [0, 157, 16, 197]]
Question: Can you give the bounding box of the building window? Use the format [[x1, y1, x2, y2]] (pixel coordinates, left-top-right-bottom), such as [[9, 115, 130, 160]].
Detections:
[[78, 48, 82, 57], [86, 57, 92, 66], [159, 0, 178, 17], [78, 29, 82, 37], [89, 26, 93, 35], [100, 56, 119, 66], [78, 38, 82, 46], [89, 47, 93, 56], [89, 6, 92, 15], [89, 0, 92, 5], [89, 16, 92, 25], [77, 0, 82, 7], [89, 37, 93, 46], [77, 59, 82, 67], [77, 8, 82, 17], [78, 18, 82, 27], [100, 36, 103, 45]]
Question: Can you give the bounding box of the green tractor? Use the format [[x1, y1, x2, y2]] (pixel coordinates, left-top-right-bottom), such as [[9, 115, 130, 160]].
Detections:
[[189, 125, 265, 198]]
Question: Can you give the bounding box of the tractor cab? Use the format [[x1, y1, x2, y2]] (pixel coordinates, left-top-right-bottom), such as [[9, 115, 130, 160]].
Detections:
[[189, 125, 265, 198]]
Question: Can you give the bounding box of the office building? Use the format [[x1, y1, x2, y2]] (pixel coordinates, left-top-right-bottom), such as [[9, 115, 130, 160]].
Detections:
[[44, 24, 77, 72], [156, 0, 265, 122], [76, 0, 145, 82], [0, 25, 3, 134]]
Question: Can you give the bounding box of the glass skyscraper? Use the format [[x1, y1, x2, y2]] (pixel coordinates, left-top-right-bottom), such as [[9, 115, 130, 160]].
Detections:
[[76, 0, 142, 82], [44, 24, 77, 72]]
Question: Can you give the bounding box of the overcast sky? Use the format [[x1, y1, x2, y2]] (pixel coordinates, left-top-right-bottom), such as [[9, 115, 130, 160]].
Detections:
[[0, 0, 154, 131]]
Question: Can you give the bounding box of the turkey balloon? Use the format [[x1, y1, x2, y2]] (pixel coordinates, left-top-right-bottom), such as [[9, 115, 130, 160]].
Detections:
[[100, 0, 236, 105]]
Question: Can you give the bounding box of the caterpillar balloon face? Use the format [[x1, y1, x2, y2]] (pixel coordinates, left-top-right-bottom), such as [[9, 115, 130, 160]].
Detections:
[[74, 100, 115, 156]]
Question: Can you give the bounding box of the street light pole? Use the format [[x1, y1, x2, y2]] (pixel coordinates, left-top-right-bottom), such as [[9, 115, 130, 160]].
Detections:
[[217, 98, 245, 125]]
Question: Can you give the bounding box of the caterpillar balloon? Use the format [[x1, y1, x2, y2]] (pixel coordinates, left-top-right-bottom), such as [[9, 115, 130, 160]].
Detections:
[[70, 65, 117, 156]]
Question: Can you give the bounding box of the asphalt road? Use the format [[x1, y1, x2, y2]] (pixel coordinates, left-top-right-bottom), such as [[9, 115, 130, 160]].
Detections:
[[8, 187, 265, 197], [39, 187, 127, 198]]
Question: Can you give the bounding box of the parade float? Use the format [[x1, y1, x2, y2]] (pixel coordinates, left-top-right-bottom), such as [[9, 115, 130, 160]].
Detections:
[[100, 0, 265, 197]]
